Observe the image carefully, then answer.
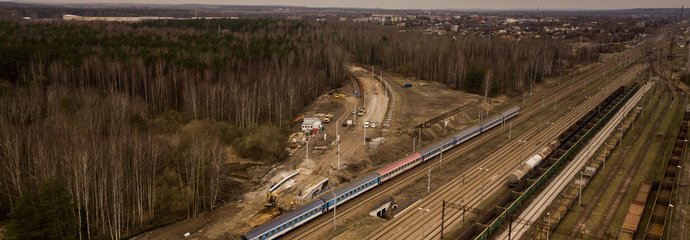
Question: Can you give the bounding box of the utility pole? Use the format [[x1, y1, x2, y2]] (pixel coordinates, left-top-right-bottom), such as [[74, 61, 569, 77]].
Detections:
[[546, 212, 551, 240], [364, 123, 367, 146], [331, 188, 337, 230], [418, 127, 422, 149], [479, 167, 489, 200], [439, 147, 443, 169], [603, 143, 606, 170], [427, 166, 431, 193], [669, 203, 675, 238], [353, 105, 357, 122], [441, 200, 445, 239], [579, 171, 583, 206], [417, 208, 430, 239]]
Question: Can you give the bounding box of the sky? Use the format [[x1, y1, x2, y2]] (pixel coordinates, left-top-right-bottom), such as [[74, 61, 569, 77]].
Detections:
[[22, 0, 690, 10]]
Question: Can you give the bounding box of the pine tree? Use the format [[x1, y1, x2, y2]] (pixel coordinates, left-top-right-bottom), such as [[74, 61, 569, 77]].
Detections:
[[4, 179, 77, 240], [5, 193, 43, 240]]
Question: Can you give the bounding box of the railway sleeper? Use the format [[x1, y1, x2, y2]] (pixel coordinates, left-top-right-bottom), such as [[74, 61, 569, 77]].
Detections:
[[660, 177, 675, 189], [650, 212, 666, 224], [664, 167, 679, 178], [657, 189, 672, 202]]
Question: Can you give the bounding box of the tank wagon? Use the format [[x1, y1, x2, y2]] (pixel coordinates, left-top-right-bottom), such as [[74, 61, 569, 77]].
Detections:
[[507, 139, 560, 187]]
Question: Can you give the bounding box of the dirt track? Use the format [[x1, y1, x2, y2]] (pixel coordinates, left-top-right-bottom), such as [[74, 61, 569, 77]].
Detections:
[[133, 63, 489, 240], [349, 65, 389, 125]]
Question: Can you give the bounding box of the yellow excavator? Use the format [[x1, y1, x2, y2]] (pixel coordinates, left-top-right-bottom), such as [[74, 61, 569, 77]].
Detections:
[[265, 192, 277, 207]]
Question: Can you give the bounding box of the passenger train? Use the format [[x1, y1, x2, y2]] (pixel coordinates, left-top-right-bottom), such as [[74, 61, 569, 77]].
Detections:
[[241, 106, 520, 240]]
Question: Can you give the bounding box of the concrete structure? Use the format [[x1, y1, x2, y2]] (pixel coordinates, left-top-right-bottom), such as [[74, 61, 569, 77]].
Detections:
[[301, 118, 322, 132]]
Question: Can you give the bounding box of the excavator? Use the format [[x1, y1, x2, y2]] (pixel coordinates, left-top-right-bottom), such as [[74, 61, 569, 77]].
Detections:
[[265, 191, 277, 207]]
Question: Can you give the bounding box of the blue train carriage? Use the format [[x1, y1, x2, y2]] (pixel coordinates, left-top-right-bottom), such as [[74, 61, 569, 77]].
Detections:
[[501, 106, 520, 121], [242, 199, 325, 240], [452, 125, 482, 146], [419, 136, 454, 161], [481, 114, 504, 132], [321, 172, 381, 212]]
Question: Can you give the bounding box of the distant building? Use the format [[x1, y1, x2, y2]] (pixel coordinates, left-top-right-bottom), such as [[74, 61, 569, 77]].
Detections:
[[63, 14, 173, 22], [371, 14, 393, 23]]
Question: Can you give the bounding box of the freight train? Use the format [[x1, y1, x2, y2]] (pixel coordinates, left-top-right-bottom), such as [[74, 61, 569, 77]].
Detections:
[[507, 139, 560, 187], [241, 106, 520, 240]]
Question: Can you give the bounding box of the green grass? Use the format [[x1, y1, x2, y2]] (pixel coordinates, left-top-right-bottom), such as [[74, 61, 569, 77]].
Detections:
[[554, 86, 682, 238], [606, 92, 682, 237]]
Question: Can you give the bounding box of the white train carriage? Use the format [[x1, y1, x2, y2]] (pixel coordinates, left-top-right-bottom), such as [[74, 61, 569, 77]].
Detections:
[[377, 153, 422, 183]]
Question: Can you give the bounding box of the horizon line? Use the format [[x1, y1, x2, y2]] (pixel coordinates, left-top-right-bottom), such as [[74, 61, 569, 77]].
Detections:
[[8, 1, 688, 12]]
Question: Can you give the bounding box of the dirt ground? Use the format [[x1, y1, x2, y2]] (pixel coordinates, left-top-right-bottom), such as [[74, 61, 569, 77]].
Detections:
[[133, 64, 495, 240]]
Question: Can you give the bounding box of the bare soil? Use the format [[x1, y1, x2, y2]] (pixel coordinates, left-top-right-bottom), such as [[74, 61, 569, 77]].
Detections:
[[134, 64, 494, 240]]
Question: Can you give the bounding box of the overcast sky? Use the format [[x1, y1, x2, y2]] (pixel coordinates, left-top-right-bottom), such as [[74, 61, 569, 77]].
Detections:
[[23, 0, 690, 10]]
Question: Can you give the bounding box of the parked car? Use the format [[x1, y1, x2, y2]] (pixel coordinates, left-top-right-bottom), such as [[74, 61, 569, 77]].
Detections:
[[364, 121, 370, 128], [370, 122, 377, 128]]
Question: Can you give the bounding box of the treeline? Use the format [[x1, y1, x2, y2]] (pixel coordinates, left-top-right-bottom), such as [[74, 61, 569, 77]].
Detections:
[[0, 19, 347, 127], [0, 83, 283, 239], [338, 24, 599, 97]]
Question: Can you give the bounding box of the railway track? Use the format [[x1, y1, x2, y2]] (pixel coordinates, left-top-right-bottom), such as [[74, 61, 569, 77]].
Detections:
[[642, 92, 690, 239], [583, 85, 674, 239], [366, 64, 646, 240], [368, 29, 677, 240], [282, 52, 643, 239], [495, 80, 653, 240]]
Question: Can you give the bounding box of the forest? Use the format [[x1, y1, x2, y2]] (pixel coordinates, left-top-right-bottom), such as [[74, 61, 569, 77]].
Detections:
[[338, 23, 599, 97], [0, 18, 603, 239]]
